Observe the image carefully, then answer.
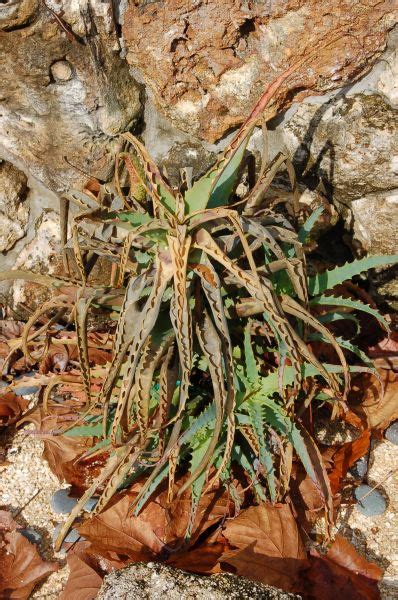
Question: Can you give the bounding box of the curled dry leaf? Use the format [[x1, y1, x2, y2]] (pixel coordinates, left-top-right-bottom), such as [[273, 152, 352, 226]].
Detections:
[[39, 343, 70, 374], [0, 510, 58, 600], [350, 369, 398, 430], [306, 534, 382, 600], [290, 465, 327, 532], [78, 481, 232, 566], [19, 403, 106, 490], [167, 536, 226, 574], [0, 320, 25, 341], [60, 541, 105, 600], [327, 430, 371, 494], [0, 392, 29, 429], [220, 504, 307, 592], [368, 332, 398, 370]]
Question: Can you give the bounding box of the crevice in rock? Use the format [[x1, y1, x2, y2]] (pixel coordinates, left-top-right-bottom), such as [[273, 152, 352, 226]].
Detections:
[[1, 11, 38, 32], [238, 17, 255, 39]]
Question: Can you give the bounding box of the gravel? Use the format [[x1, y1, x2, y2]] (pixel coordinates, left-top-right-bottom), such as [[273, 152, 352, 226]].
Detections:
[[0, 423, 70, 598], [338, 439, 398, 599]]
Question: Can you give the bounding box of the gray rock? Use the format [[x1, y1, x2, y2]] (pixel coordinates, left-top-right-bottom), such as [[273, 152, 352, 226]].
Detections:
[[349, 456, 368, 480], [52, 523, 82, 546], [283, 94, 398, 205], [354, 484, 387, 517], [385, 421, 398, 445], [97, 562, 301, 600], [282, 86, 398, 305], [20, 527, 42, 545], [123, 0, 395, 142], [51, 488, 78, 514], [84, 497, 98, 512], [51, 487, 98, 515]]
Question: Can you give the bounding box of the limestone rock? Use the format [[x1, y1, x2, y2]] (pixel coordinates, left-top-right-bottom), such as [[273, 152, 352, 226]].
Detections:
[[11, 210, 61, 312], [0, 0, 38, 31], [96, 562, 301, 600], [350, 193, 398, 255], [0, 1, 141, 193], [282, 89, 398, 304], [123, 0, 396, 141], [283, 94, 398, 204], [0, 160, 29, 252]]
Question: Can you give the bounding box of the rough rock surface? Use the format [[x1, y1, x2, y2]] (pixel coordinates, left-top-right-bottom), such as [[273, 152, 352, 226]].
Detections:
[[96, 562, 301, 600], [10, 210, 62, 313], [0, 0, 141, 193], [282, 73, 398, 302], [283, 94, 398, 205], [0, 160, 29, 252], [123, 0, 396, 141]]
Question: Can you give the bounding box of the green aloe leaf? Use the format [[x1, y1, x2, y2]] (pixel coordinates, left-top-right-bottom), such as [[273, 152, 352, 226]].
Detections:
[[310, 295, 390, 331], [308, 255, 398, 296], [185, 137, 249, 213], [298, 206, 324, 244]]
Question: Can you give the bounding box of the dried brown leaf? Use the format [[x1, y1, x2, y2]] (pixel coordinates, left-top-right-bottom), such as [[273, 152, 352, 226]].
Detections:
[[60, 541, 104, 600], [0, 393, 29, 429], [351, 369, 398, 430], [0, 510, 58, 599], [306, 534, 382, 600], [78, 481, 232, 565], [78, 489, 166, 562], [327, 430, 371, 494], [0, 321, 24, 341], [368, 332, 398, 370], [19, 404, 104, 490], [220, 504, 307, 592], [39, 344, 69, 374]]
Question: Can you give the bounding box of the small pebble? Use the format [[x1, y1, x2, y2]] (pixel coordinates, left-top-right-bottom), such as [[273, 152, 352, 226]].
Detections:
[[385, 421, 398, 445], [51, 488, 78, 514], [354, 484, 387, 517], [349, 455, 368, 480], [51, 60, 73, 82], [51, 487, 98, 514], [14, 386, 40, 396], [52, 523, 82, 545], [84, 497, 98, 512], [20, 527, 42, 545]]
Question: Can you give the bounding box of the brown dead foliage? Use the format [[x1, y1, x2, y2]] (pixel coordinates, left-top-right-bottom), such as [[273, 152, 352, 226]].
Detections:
[[0, 510, 58, 599], [306, 534, 382, 600], [350, 369, 398, 431], [19, 401, 108, 491], [0, 393, 29, 429]]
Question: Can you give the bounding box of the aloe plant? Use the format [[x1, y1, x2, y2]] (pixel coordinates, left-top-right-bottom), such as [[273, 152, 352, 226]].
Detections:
[[2, 70, 397, 551]]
